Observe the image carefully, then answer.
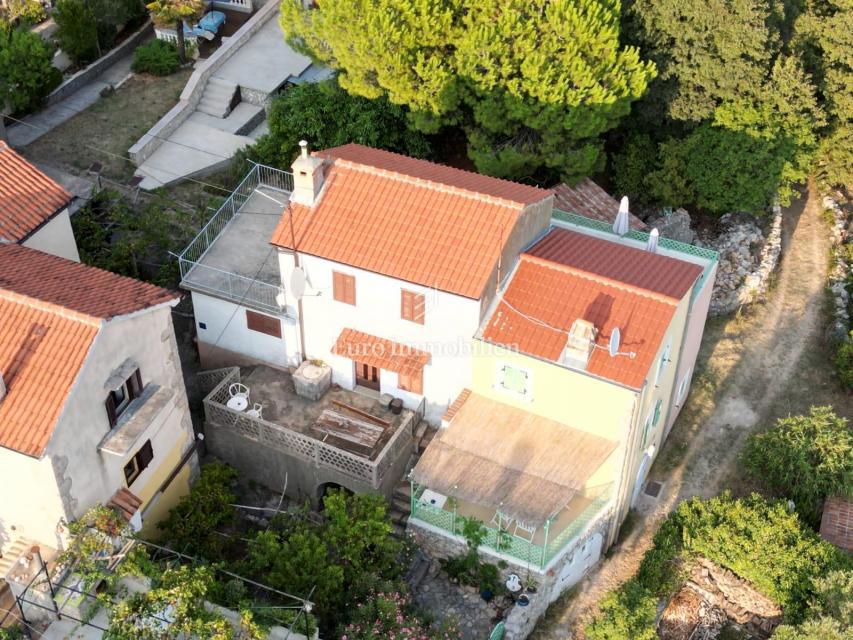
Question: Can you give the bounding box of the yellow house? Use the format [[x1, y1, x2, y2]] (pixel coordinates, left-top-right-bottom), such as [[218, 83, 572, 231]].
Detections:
[[0, 245, 198, 568], [409, 220, 717, 608]]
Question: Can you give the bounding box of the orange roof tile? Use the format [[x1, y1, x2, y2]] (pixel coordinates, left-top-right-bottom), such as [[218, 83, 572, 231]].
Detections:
[[0, 245, 180, 457], [319, 144, 551, 206], [108, 488, 143, 522], [821, 495, 853, 552], [0, 141, 72, 243], [552, 179, 646, 231], [332, 328, 430, 378], [528, 228, 702, 302], [271, 145, 552, 299], [480, 229, 702, 388], [0, 244, 178, 319]]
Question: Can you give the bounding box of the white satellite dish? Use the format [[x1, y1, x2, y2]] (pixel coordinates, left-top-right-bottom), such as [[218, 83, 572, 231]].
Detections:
[[290, 267, 307, 300], [609, 328, 621, 358]]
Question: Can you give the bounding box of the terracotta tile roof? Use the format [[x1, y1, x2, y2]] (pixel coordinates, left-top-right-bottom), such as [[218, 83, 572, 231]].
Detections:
[[0, 297, 98, 456], [0, 141, 72, 243], [0, 245, 180, 457], [413, 391, 617, 526], [271, 145, 552, 299], [480, 229, 702, 388], [527, 228, 702, 302], [332, 328, 430, 378], [0, 244, 178, 319], [442, 388, 471, 423], [108, 488, 143, 522], [552, 179, 646, 230], [820, 495, 853, 552], [318, 144, 551, 206]]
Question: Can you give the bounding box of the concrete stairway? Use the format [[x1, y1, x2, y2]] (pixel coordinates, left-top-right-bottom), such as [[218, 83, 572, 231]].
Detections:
[[0, 538, 33, 581], [197, 77, 239, 118], [389, 420, 439, 536], [188, 102, 265, 136]]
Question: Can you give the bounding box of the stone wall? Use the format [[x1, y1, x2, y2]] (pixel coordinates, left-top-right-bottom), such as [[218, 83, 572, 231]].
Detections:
[[825, 192, 852, 341], [699, 207, 783, 316]]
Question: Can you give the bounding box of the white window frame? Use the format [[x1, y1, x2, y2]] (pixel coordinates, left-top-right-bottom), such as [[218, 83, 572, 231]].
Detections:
[[655, 340, 672, 386], [676, 367, 692, 406], [494, 361, 532, 400]]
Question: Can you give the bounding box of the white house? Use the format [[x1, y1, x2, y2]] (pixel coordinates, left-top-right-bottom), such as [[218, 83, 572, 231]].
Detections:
[[0, 244, 197, 562], [0, 140, 80, 262], [269, 143, 554, 422]]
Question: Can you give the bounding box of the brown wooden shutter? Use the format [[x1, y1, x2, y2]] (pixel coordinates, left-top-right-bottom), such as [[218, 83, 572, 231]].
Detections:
[[104, 394, 117, 428], [333, 272, 356, 305], [129, 369, 143, 400], [401, 290, 425, 324], [246, 310, 282, 337], [136, 440, 154, 472]]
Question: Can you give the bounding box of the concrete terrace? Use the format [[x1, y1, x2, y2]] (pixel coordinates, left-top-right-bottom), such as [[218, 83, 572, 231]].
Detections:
[[181, 186, 284, 311], [132, 1, 317, 189]]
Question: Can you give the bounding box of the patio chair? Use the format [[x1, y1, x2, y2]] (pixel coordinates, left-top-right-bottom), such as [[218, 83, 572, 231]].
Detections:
[[513, 520, 537, 541], [229, 383, 249, 400], [246, 403, 263, 419], [490, 510, 514, 531]]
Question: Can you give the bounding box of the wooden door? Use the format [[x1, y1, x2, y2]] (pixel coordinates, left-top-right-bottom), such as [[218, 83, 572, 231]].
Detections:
[[355, 361, 380, 391]]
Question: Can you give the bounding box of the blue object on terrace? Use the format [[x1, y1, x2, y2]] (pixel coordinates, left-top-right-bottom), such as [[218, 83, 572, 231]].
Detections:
[[184, 10, 226, 37]]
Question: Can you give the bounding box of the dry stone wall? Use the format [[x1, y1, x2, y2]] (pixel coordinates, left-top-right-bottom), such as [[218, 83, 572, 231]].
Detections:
[[825, 192, 852, 341]]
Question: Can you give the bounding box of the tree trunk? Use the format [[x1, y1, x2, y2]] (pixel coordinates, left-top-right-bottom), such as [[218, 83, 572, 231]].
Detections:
[[176, 18, 186, 63]]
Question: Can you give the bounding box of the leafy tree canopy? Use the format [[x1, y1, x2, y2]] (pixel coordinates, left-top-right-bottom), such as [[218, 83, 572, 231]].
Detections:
[[280, 0, 655, 182], [741, 405, 853, 524], [0, 26, 61, 114]]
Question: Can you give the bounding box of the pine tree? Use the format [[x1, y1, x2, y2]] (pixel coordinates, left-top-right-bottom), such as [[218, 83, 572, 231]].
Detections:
[[280, 0, 655, 182]]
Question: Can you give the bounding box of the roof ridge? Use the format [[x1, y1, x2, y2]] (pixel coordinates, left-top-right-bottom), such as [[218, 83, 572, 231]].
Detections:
[[520, 253, 680, 305], [0, 289, 102, 327], [332, 158, 526, 209]]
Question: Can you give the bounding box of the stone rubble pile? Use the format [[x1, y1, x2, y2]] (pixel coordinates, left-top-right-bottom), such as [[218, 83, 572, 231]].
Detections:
[[695, 207, 783, 316], [824, 192, 852, 341]]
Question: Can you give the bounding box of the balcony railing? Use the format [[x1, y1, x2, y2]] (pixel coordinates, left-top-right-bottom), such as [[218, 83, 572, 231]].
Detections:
[[410, 483, 613, 570], [202, 368, 414, 489], [178, 163, 293, 313]]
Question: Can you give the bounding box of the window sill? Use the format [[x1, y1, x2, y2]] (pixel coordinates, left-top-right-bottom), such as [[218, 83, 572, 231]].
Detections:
[[98, 385, 176, 456]]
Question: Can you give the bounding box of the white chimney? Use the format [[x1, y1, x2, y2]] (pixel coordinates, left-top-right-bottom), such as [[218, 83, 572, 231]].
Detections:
[[290, 140, 325, 207], [561, 319, 597, 370]]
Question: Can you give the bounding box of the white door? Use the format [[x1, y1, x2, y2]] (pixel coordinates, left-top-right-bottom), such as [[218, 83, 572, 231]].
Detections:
[[552, 533, 603, 601], [631, 450, 654, 508]]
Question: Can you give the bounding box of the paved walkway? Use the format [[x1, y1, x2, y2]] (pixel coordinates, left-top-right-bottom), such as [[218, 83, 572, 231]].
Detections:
[[6, 55, 135, 148]]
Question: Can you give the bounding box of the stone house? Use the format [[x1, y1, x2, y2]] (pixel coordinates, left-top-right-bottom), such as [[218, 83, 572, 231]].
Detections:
[[0, 245, 198, 566]]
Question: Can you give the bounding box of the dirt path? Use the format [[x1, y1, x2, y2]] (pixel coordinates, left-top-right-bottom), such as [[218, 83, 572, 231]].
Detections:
[[533, 184, 847, 639]]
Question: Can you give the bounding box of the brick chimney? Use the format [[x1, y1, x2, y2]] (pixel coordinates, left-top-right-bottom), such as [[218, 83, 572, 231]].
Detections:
[[290, 140, 325, 207]]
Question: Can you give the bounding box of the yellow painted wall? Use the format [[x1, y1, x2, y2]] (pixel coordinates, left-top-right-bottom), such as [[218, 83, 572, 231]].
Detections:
[[135, 433, 193, 537]]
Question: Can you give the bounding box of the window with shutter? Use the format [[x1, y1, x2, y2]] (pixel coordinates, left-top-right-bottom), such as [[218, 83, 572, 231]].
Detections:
[[333, 271, 356, 305], [246, 310, 282, 338], [106, 368, 143, 429], [401, 290, 425, 324], [398, 370, 423, 394], [497, 364, 530, 397], [123, 439, 153, 486]]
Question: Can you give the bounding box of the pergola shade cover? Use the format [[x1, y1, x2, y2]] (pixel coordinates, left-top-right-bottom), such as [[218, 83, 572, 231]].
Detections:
[[413, 391, 618, 526]]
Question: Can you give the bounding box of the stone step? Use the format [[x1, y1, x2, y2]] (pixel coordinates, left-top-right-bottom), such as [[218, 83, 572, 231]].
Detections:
[[404, 550, 430, 589], [390, 509, 409, 526], [391, 522, 407, 537], [197, 79, 239, 118], [394, 480, 411, 499], [0, 538, 33, 579], [392, 496, 410, 514], [189, 103, 264, 136]]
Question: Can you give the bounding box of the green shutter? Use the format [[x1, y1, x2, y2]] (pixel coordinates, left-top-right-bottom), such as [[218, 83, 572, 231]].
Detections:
[[501, 366, 528, 395], [653, 400, 663, 426]]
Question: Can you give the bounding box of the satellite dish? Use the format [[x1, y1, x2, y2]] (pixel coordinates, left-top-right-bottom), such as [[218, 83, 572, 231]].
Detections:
[[290, 267, 307, 300], [609, 328, 621, 358]]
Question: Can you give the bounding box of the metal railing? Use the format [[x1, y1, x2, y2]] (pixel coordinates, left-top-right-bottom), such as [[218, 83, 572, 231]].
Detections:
[[410, 483, 613, 570], [178, 163, 293, 312], [203, 368, 414, 489]]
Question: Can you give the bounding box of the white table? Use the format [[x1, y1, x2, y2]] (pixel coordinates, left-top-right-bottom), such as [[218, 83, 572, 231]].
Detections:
[[419, 489, 448, 509], [227, 395, 248, 412]]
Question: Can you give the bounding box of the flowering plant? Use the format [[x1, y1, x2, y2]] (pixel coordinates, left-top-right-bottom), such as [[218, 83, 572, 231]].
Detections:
[[340, 591, 461, 640]]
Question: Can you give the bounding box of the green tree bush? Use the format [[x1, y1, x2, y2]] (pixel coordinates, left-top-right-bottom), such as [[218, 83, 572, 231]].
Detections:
[[741, 406, 853, 524], [0, 26, 61, 114], [145, 0, 203, 63], [280, 0, 655, 183], [54, 0, 100, 65], [834, 332, 853, 390], [156, 461, 238, 558], [132, 39, 180, 76], [2, 0, 47, 24], [236, 77, 431, 173], [340, 591, 461, 640]]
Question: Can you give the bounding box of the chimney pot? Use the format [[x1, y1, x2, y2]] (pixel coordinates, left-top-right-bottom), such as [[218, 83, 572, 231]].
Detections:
[[299, 140, 308, 159]]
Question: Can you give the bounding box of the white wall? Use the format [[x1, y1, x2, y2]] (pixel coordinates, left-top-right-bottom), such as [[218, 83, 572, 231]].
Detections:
[[0, 447, 67, 553], [279, 251, 483, 422], [191, 292, 293, 369], [44, 306, 194, 524], [22, 208, 80, 262]]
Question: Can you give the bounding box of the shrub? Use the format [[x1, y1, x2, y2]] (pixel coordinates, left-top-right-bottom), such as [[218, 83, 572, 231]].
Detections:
[[340, 591, 461, 640], [132, 39, 180, 76], [54, 0, 100, 65], [3, 0, 46, 24], [586, 578, 658, 640], [0, 27, 62, 114], [834, 333, 853, 390], [156, 461, 238, 558], [741, 406, 853, 524]]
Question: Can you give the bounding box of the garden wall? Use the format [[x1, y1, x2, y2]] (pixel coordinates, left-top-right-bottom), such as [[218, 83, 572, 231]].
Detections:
[[46, 20, 153, 106]]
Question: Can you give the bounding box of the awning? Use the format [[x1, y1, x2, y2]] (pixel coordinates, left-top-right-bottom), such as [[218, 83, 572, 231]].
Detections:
[[107, 488, 142, 523], [413, 391, 618, 526], [331, 328, 430, 378]]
